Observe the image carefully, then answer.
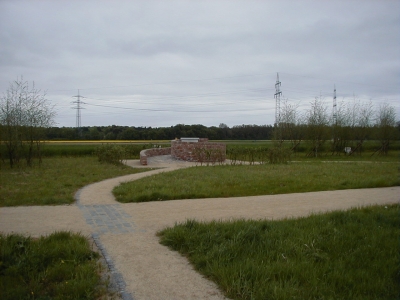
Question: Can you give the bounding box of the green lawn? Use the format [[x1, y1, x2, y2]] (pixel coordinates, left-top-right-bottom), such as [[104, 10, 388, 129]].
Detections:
[[113, 162, 399, 203], [0, 231, 114, 300], [0, 157, 151, 206], [159, 204, 400, 300]]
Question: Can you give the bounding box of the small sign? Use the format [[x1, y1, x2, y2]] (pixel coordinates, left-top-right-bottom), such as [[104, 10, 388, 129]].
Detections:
[[181, 137, 199, 143]]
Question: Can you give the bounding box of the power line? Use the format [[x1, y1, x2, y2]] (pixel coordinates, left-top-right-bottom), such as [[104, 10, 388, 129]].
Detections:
[[84, 102, 269, 113], [83, 87, 273, 103]]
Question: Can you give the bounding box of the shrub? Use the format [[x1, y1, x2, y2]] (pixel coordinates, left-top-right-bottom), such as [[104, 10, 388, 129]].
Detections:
[[227, 146, 290, 164], [193, 148, 225, 166], [94, 144, 127, 165], [267, 147, 292, 164]]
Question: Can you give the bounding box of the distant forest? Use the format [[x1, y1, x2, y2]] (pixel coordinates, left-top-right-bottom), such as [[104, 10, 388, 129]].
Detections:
[[45, 124, 274, 140]]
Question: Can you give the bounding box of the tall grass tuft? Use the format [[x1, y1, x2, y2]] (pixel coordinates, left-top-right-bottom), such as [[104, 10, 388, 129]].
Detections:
[[159, 205, 400, 300], [0, 231, 112, 300]]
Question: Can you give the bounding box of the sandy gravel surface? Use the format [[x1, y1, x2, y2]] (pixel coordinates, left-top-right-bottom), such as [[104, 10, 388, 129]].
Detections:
[[0, 205, 91, 237], [0, 156, 399, 300]]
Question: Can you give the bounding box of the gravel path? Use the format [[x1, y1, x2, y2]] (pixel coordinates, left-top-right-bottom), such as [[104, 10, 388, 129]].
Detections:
[[1, 155, 399, 300]]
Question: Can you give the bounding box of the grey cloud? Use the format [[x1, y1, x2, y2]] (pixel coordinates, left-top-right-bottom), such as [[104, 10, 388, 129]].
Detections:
[[0, 0, 398, 127]]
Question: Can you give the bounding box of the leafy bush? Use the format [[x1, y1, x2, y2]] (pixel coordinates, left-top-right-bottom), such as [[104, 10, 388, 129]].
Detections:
[[94, 144, 127, 165], [227, 146, 270, 165]]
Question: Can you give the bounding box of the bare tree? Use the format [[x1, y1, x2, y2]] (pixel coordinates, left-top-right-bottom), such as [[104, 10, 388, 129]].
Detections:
[[279, 99, 304, 152], [0, 78, 56, 167], [305, 96, 330, 157], [331, 98, 350, 155], [373, 102, 397, 155], [351, 99, 374, 155], [0, 81, 23, 167], [331, 97, 374, 156]]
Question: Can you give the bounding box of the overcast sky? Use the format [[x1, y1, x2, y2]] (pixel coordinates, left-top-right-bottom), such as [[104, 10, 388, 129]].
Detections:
[[1, 0, 399, 128]]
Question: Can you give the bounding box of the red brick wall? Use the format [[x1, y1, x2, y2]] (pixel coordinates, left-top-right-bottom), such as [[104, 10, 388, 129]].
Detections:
[[140, 139, 226, 165], [140, 147, 171, 165], [171, 139, 226, 162]]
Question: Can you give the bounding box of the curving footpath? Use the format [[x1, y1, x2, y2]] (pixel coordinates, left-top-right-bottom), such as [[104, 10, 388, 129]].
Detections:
[[0, 155, 399, 300]]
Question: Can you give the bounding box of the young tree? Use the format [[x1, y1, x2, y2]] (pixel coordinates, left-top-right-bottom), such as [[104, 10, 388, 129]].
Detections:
[[331, 97, 374, 156], [373, 103, 397, 155], [331, 99, 350, 155], [0, 78, 56, 167], [279, 99, 304, 151], [351, 100, 374, 155], [305, 97, 330, 157]]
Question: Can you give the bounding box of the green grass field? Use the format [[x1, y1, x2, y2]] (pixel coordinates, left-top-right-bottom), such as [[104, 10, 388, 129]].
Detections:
[[113, 161, 399, 203], [0, 157, 151, 206], [0, 141, 169, 160], [159, 204, 400, 300]]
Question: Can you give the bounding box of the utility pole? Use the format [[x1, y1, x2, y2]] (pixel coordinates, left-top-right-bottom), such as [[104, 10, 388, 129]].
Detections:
[[331, 85, 338, 153], [274, 73, 282, 126], [274, 73, 282, 141], [72, 90, 85, 137], [332, 84, 337, 126]]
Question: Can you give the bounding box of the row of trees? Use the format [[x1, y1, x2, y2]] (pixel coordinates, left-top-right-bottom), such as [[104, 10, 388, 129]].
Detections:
[[276, 97, 398, 156], [0, 78, 55, 167], [44, 123, 275, 141]]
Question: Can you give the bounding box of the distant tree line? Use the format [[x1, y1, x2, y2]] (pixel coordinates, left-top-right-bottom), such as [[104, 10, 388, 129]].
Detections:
[[42, 95, 400, 157], [275, 97, 399, 156], [44, 123, 275, 141]]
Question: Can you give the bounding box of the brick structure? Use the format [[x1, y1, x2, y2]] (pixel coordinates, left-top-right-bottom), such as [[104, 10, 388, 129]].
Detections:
[[139, 138, 226, 165], [171, 138, 226, 162], [140, 147, 171, 165]]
